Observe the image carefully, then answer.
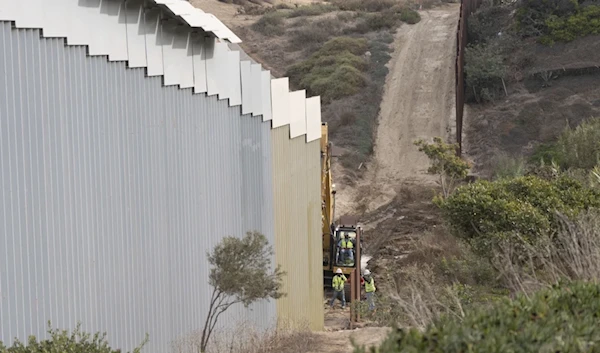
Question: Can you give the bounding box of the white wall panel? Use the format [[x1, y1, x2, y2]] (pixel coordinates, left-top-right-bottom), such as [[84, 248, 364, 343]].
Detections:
[[271, 78, 290, 128], [175, 28, 194, 89], [0, 0, 17, 21], [261, 70, 272, 122], [103, 0, 128, 61], [181, 12, 213, 30], [192, 36, 207, 94], [227, 50, 242, 107], [125, 0, 147, 68], [144, 8, 164, 76], [241, 61, 252, 114], [42, 0, 70, 38], [289, 90, 307, 139], [216, 43, 234, 101], [251, 64, 263, 117], [14, 0, 43, 29], [207, 41, 228, 97], [306, 96, 322, 142], [86, 0, 110, 55], [161, 23, 178, 86], [67, 0, 91, 45]]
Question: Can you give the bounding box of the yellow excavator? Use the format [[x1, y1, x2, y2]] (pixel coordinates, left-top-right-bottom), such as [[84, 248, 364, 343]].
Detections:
[[321, 123, 362, 299]]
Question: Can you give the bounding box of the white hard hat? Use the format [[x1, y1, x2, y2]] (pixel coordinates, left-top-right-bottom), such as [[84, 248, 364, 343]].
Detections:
[[364, 269, 371, 275], [336, 268, 342, 274]]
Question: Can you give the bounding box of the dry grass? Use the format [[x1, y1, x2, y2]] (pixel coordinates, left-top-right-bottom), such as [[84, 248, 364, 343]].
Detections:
[[171, 321, 319, 353], [390, 265, 466, 330], [495, 210, 600, 295]]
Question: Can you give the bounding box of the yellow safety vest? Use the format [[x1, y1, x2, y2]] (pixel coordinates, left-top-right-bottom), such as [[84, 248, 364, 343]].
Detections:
[[341, 239, 354, 249], [332, 275, 347, 291], [365, 277, 376, 293]]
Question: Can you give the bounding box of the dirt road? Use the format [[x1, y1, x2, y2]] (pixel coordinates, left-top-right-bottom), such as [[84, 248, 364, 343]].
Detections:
[[336, 5, 459, 215]]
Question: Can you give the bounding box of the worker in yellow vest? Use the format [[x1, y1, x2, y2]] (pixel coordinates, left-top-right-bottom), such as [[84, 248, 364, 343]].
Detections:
[[363, 269, 376, 311], [330, 268, 347, 309], [339, 234, 354, 265]]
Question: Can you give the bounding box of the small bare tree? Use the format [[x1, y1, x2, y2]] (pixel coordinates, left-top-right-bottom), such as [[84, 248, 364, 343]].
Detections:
[[414, 137, 471, 198], [200, 231, 285, 353]]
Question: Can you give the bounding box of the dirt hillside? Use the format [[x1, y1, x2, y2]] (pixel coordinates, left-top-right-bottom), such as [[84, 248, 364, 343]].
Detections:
[[335, 5, 459, 216]]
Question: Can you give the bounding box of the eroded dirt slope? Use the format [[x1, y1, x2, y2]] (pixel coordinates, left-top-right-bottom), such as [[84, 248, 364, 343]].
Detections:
[[336, 5, 459, 216]]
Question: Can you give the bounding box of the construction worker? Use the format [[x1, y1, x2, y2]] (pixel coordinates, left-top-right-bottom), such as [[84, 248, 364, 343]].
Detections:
[[363, 269, 376, 311], [330, 268, 347, 309], [339, 234, 354, 265]]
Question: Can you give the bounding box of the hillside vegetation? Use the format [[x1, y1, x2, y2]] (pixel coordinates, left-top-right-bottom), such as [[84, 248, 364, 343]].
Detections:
[[359, 115, 600, 350], [463, 0, 600, 174], [231, 0, 426, 167]]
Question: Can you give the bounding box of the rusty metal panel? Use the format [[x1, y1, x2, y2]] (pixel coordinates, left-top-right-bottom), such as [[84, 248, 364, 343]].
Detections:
[[0, 22, 277, 352], [271, 126, 324, 331], [455, 0, 481, 155]]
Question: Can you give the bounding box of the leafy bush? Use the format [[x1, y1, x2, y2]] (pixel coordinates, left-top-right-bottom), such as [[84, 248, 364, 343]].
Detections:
[[286, 37, 368, 102], [516, 0, 599, 43], [438, 175, 600, 257], [415, 137, 471, 197], [490, 152, 526, 180], [287, 3, 338, 17], [399, 8, 421, 24], [532, 117, 600, 170], [251, 12, 286, 36], [287, 18, 343, 52], [238, 4, 276, 16], [468, 5, 511, 44], [516, 0, 578, 37], [349, 12, 401, 33], [357, 281, 600, 353], [330, 0, 398, 12], [543, 5, 600, 43], [334, 34, 393, 164], [464, 43, 506, 103], [0, 323, 147, 353]]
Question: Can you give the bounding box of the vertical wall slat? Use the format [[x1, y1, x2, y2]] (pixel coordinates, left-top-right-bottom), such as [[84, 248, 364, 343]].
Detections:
[[261, 70, 272, 122], [144, 8, 164, 77], [289, 90, 306, 139], [125, 0, 147, 68], [192, 36, 207, 94], [270, 78, 289, 128]]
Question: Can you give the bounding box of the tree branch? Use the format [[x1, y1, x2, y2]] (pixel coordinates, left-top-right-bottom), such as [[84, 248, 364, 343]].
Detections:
[[205, 299, 242, 351]]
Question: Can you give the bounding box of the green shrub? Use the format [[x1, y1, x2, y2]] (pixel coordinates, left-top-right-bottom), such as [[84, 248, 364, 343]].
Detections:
[[287, 18, 343, 52], [399, 8, 421, 24], [274, 3, 292, 10], [330, 0, 398, 12], [516, 0, 578, 38], [286, 37, 368, 102], [464, 43, 506, 103], [357, 281, 600, 353], [437, 175, 600, 257], [0, 323, 147, 353], [468, 5, 511, 44], [532, 117, 600, 170], [329, 34, 393, 163], [251, 12, 286, 36], [543, 5, 600, 43], [490, 153, 526, 180], [287, 3, 338, 17], [349, 12, 401, 33]]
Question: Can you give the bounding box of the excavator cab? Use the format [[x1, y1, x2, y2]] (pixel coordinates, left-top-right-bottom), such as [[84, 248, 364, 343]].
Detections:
[[334, 228, 357, 267]]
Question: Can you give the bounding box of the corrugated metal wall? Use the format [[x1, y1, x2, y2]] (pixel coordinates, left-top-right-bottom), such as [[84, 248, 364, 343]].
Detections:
[[271, 126, 324, 331], [0, 23, 277, 352]]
